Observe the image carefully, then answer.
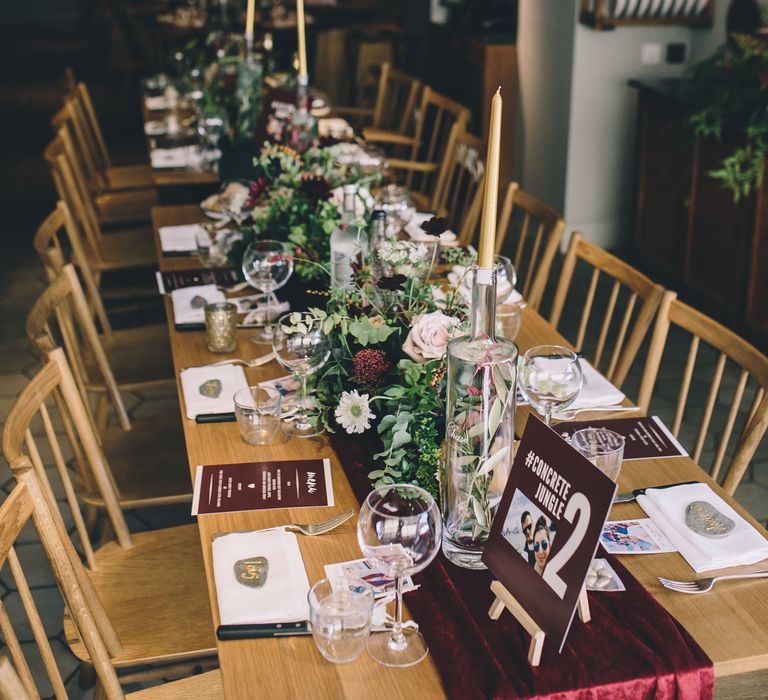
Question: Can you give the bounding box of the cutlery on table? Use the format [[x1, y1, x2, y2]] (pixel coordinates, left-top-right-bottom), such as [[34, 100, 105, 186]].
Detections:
[[659, 569, 768, 594], [217, 281, 251, 293], [614, 481, 700, 503], [284, 508, 354, 536], [553, 405, 642, 420], [200, 353, 276, 369]]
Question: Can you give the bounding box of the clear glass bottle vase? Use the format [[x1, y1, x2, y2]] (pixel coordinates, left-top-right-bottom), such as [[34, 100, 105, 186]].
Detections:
[[442, 264, 518, 569]]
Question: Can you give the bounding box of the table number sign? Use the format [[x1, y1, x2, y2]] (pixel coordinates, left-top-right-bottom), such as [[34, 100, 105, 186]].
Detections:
[[482, 415, 617, 661], [192, 458, 334, 515]]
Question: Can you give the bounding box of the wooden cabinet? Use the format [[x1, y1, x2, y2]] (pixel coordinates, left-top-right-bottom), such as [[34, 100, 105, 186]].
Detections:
[[631, 80, 768, 349]]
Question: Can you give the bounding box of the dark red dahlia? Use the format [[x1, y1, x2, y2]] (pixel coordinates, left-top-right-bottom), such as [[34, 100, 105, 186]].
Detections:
[[301, 175, 333, 205], [353, 349, 391, 388]]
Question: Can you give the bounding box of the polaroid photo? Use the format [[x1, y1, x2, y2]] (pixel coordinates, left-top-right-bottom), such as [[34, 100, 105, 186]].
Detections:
[[324, 557, 417, 598], [600, 519, 676, 554]]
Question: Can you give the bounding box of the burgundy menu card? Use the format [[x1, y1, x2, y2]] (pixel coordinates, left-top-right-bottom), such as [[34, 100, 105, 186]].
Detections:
[[156, 268, 239, 294], [192, 458, 334, 515], [482, 415, 617, 652], [552, 416, 687, 460]]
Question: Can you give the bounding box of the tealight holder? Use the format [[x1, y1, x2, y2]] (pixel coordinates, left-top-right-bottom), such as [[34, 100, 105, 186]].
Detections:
[[205, 302, 237, 353]]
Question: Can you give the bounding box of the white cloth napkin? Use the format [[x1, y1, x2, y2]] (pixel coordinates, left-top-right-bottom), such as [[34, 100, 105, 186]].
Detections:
[[144, 120, 167, 136], [151, 146, 198, 169], [556, 360, 625, 414], [145, 95, 169, 111], [170, 284, 225, 325], [318, 117, 353, 139], [180, 364, 248, 419], [637, 483, 768, 572], [158, 224, 204, 253], [212, 528, 310, 625], [405, 212, 457, 244]]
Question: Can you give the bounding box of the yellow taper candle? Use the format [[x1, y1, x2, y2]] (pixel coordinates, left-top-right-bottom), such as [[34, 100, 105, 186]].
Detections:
[[245, 0, 255, 39], [477, 87, 502, 269], [296, 0, 308, 78]]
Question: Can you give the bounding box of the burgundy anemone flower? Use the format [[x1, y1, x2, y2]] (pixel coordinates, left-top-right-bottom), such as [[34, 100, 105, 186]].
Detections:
[[420, 216, 450, 237]]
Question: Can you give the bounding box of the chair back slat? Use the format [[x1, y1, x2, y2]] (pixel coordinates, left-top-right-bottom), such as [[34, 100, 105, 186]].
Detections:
[[59, 97, 104, 194], [548, 232, 664, 389], [26, 265, 131, 431], [76, 82, 111, 169], [637, 292, 768, 495], [0, 471, 124, 698], [496, 183, 565, 311]]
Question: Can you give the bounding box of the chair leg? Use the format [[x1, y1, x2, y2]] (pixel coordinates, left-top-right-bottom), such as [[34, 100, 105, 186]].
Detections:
[[95, 393, 110, 432], [93, 678, 107, 700]]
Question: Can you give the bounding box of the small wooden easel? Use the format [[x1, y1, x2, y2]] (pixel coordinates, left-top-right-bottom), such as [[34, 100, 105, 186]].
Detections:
[[488, 580, 591, 666]]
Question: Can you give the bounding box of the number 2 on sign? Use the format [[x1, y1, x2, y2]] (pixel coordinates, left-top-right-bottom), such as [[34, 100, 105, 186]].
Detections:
[[542, 493, 591, 599]]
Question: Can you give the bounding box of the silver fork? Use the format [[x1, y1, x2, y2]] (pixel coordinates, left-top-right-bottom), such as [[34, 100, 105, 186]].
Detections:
[[285, 508, 355, 536], [659, 569, 768, 594]]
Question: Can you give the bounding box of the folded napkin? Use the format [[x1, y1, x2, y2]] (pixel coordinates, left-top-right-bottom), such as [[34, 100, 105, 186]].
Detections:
[[212, 528, 310, 625], [151, 146, 200, 169], [158, 224, 205, 254], [180, 364, 248, 420], [170, 284, 225, 326], [552, 360, 625, 416], [318, 117, 353, 140], [637, 483, 768, 572], [144, 120, 167, 136], [145, 95, 169, 111], [406, 212, 457, 244], [448, 265, 518, 306]]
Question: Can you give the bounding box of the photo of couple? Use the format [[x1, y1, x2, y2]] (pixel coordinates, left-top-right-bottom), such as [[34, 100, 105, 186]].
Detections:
[[501, 489, 558, 577]]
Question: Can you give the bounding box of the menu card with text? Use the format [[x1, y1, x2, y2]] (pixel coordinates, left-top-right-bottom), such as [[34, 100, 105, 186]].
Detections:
[[551, 416, 687, 460], [192, 459, 334, 515]]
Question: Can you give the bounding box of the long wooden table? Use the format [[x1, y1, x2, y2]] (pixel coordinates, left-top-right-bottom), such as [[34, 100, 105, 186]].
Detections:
[[152, 205, 768, 697]]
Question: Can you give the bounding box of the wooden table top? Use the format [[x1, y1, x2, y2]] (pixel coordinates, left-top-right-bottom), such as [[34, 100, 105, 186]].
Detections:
[[152, 204, 768, 696]]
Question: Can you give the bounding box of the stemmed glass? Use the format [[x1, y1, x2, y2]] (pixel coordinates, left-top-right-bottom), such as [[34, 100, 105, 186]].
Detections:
[[518, 344, 583, 426], [357, 484, 442, 668], [197, 106, 228, 169], [374, 185, 416, 238], [271, 313, 331, 438], [241, 240, 294, 343]]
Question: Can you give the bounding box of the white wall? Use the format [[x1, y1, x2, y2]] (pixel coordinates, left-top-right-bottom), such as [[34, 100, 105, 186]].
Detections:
[[515, 0, 739, 251]]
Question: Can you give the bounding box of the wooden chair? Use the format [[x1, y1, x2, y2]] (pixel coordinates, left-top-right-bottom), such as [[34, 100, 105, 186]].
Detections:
[[333, 62, 421, 135], [45, 138, 156, 272], [497, 183, 566, 310], [368, 87, 470, 209], [637, 292, 768, 496], [52, 121, 156, 227], [0, 479, 222, 699], [1, 351, 216, 691], [26, 264, 175, 431], [548, 232, 665, 389]]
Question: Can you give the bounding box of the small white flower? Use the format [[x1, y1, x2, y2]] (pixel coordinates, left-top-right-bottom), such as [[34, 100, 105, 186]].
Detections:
[[335, 390, 376, 434]]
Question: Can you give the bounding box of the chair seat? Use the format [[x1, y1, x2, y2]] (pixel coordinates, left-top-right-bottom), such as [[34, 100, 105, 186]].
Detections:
[[87, 414, 192, 509], [85, 323, 174, 391], [95, 189, 157, 226], [64, 524, 217, 667], [126, 670, 224, 699], [106, 163, 155, 191], [97, 227, 156, 270]]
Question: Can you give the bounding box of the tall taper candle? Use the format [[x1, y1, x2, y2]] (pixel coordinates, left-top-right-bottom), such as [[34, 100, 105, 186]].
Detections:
[[477, 87, 502, 269], [245, 0, 255, 49], [296, 0, 308, 78]]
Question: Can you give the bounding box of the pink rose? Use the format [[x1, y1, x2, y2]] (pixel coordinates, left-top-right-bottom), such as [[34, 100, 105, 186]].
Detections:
[[402, 311, 461, 362]]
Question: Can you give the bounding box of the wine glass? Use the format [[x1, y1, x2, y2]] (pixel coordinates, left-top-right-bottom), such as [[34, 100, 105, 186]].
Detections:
[[374, 185, 416, 238], [357, 484, 441, 667], [197, 107, 228, 168], [241, 240, 294, 343], [271, 313, 331, 438], [518, 345, 583, 426], [218, 179, 254, 227]]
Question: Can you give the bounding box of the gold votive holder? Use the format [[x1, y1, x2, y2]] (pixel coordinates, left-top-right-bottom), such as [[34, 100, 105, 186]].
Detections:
[[205, 302, 237, 353]]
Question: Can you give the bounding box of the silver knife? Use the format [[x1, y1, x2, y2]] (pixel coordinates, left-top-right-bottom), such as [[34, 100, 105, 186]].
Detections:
[[614, 480, 699, 503]]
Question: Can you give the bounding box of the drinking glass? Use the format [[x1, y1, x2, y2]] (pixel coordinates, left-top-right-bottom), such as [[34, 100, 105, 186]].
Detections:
[[233, 386, 282, 445], [271, 312, 330, 438], [196, 225, 231, 268], [241, 240, 294, 343], [197, 107, 228, 168], [357, 484, 441, 667], [518, 345, 583, 426], [308, 578, 373, 664], [374, 185, 416, 238], [570, 427, 625, 481]]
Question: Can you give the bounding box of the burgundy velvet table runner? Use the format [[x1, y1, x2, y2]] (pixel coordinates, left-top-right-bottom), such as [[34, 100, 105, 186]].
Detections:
[[331, 434, 714, 700]]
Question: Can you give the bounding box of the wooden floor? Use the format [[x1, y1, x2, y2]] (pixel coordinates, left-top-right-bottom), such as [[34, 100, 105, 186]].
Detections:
[[0, 19, 766, 700]]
